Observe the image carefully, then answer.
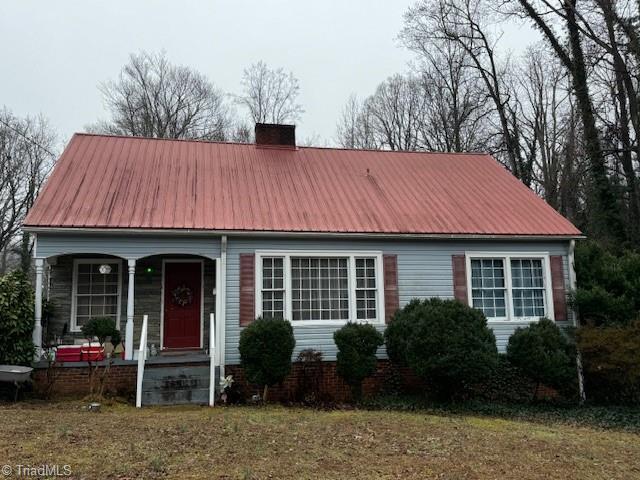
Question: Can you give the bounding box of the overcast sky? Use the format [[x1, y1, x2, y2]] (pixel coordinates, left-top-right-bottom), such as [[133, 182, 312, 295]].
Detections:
[[1, 0, 537, 148]]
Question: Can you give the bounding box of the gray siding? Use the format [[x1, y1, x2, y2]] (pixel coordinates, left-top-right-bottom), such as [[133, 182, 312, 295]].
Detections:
[[225, 237, 572, 364], [47, 254, 216, 350], [36, 233, 220, 260]]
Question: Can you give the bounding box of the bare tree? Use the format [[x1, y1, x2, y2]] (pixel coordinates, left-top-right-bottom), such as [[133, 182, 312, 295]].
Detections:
[[336, 75, 427, 151], [336, 95, 380, 149], [236, 61, 304, 124], [402, 0, 535, 185], [90, 51, 233, 140], [0, 108, 57, 273], [516, 47, 586, 219], [365, 74, 427, 151], [415, 41, 492, 152], [512, 0, 626, 241]]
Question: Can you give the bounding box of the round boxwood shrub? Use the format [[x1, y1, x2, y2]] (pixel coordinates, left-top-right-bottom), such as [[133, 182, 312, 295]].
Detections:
[[384, 299, 422, 366], [239, 316, 295, 402], [334, 323, 384, 400], [506, 318, 576, 400], [385, 298, 498, 400], [0, 270, 35, 365]]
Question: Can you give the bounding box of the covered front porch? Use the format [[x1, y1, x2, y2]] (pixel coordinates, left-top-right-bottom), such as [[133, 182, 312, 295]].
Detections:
[[30, 232, 226, 365]]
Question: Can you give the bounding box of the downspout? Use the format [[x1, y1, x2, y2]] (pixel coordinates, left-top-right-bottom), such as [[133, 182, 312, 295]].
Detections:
[[219, 235, 227, 380], [569, 239, 586, 404]]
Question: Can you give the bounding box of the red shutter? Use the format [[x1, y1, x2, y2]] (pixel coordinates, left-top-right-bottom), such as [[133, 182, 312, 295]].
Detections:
[[239, 253, 255, 326], [452, 255, 468, 304], [550, 255, 567, 322], [383, 254, 399, 323]]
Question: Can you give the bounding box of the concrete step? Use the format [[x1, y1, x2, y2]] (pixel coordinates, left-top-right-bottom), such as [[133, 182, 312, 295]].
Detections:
[[141, 387, 210, 406]]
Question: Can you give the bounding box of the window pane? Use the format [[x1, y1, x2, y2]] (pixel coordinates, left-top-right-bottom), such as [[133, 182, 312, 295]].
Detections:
[[471, 258, 506, 318], [510, 259, 545, 317], [355, 258, 377, 320], [74, 262, 120, 328], [261, 257, 285, 319], [292, 257, 349, 321]]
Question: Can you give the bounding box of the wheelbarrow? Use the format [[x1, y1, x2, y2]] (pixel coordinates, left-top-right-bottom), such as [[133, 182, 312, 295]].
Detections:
[[0, 365, 33, 401]]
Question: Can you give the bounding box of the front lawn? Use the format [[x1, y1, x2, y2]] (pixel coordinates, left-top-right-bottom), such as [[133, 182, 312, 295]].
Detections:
[[1, 402, 639, 479]]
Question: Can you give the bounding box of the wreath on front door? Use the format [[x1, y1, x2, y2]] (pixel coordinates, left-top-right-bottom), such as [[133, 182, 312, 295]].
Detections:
[[172, 284, 194, 307]]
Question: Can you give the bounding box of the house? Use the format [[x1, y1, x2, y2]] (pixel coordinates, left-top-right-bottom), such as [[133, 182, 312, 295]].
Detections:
[[24, 123, 582, 404]]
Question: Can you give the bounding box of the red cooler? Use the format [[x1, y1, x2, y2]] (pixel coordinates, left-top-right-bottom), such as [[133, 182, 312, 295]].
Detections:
[[55, 345, 82, 363], [81, 343, 104, 361]]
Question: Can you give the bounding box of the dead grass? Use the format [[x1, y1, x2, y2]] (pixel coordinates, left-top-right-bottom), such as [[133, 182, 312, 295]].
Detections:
[[0, 401, 639, 479]]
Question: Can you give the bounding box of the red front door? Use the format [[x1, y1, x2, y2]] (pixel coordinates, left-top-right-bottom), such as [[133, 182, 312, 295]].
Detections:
[[163, 262, 202, 349]]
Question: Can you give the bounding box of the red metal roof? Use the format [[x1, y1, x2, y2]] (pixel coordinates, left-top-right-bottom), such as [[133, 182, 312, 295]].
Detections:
[[24, 133, 581, 236]]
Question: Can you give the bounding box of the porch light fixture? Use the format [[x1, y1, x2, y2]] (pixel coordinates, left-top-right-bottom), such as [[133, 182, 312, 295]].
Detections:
[[98, 264, 112, 275]]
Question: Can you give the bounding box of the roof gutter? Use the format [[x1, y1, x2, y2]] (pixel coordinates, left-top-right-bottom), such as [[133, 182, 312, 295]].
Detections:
[[23, 226, 585, 241]]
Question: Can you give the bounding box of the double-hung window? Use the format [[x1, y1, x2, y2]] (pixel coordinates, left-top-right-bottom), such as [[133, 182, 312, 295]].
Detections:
[[72, 259, 122, 331], [467, 253, 553, 321], [256, 251, 384, 325]]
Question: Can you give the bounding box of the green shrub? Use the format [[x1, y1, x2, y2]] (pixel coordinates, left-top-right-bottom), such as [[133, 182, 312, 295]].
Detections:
[[0, 271, 35, 365], [468, 354, 539, 403], [572, 241, 640, 326], [334, 323, 384, 400], [384, 299, 421, 366], [506, 319, 576, 400], [239, 316, 295, 402], [385, 298, 498, 400], [577, 322, 640, 404], [81, 317, 121, 345]]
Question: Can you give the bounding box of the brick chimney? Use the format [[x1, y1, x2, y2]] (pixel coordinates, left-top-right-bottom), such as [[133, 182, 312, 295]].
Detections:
[[255, 123, 296, 148]]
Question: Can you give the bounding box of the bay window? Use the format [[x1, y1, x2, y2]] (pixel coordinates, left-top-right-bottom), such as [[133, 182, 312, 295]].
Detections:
[[467, 253, 553, 321], [256, 251, 384, 325]]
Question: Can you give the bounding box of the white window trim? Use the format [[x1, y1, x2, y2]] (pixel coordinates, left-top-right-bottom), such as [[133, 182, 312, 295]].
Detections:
[[254, 250, 386, 326], [70, 258, 123, 333], [465, 252, 555, 323]]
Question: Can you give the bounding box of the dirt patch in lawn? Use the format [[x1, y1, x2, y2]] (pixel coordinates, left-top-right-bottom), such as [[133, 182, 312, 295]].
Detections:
[[0, 401, 638, 479]]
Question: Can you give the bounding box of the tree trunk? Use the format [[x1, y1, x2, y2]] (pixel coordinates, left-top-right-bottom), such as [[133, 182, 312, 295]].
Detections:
[[564, 0, 624, 242]]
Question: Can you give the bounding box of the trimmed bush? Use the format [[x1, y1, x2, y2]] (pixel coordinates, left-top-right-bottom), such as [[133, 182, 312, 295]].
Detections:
[[239, 316, 295, 401], [577, 321, 640, 404], [384, 298, 421, 366], [506, 318, 576, 400], [0, 271, 35, 365], [334, 323, 384, 400], [81, 317, 121, 345], [385, 298, 498, 400]]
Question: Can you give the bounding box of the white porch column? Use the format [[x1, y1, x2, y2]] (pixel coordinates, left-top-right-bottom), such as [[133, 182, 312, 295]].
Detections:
[[125, 259, 136, 360], [32, 258, 45, 360]]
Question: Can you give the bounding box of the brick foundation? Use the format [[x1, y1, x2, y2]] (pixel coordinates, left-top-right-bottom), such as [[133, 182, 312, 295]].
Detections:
[[32, 360, 421, 402], [32, 360, 554, 403], [32, 364, 138, 398], [226, 360, 423, 403]]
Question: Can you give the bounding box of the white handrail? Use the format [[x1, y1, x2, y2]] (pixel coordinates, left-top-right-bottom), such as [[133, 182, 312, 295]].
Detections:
[[209, 313, 215, 407], [135, 314, 149, 408]]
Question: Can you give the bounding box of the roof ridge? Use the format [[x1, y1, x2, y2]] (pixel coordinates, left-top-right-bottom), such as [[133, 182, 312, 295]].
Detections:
[[74, 132, 492, 157]]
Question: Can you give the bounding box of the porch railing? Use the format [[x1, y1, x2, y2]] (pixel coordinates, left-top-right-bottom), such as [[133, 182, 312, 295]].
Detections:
[[209, 313, 216, 407], [135, 314, 149, 408]]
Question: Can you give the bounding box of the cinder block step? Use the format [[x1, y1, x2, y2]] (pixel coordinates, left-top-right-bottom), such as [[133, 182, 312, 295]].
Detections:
[[143, 365, 210, 381], [140, 365, 212, 406], [141, 387, 210, 406]]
